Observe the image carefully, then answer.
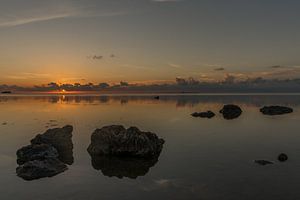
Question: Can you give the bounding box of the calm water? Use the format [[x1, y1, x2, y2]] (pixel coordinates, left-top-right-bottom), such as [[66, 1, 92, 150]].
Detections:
[[0, 94, 300, 200]]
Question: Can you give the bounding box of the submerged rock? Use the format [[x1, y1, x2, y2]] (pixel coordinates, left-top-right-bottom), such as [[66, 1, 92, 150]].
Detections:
[[254, 160, 274, 166], [31, 125, 74, 164], [16, 125, 74, 181], [278, 153, 288, 162], [16, 158, 68, 181], [219, 104, 242, 119], [91, 155, 159, 179], [191, 111, 215, 118], [260, 106, 293, 115], [87, 125, 164, 157], [16, 144, 58, 165]]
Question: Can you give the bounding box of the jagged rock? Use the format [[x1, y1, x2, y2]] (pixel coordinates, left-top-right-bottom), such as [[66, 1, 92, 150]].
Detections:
[[220, 104, 242, 119], [278, 153, 288, 162], [87, 125, 165, 157], [31, 125, 74, 164], [16, 158, 68, 181], [191, 111, 215, 118], [260, 106, 293, 115], [91, 155, 159, 179], [16, 144, 58, 165], [254, 160, 274, 166]]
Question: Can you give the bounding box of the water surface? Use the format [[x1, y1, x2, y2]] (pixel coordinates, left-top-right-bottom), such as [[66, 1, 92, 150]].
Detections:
[[0, 94, 299, 200]]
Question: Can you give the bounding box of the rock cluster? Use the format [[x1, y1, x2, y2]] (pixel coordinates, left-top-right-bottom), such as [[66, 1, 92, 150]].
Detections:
[[260, 106, 293, 115], [16, 125, 73, 180], [254, 153, 289, 166]]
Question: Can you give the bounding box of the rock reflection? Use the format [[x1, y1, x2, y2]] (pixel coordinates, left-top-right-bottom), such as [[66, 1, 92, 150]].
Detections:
[[90, 155, 160, 179]]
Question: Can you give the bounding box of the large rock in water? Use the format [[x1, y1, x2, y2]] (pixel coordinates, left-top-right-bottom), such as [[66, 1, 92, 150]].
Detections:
[[220, 104, 242, 119], [16, 158, 68, 181], [16, 125, 73, 180], [31, 125, 74, 164], [260, 106, 293, 115], [87, 125, 165, 157], [88, 125, 164, 179]]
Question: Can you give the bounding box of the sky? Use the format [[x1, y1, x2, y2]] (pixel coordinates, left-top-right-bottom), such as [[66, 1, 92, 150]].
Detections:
[[1, 0, 300, 86]]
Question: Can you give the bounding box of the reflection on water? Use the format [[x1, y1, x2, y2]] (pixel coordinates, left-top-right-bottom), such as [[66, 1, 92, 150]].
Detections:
[[91, 155, 159, 179], [1, 94, 300, 108], [0, 94, 299, 200]]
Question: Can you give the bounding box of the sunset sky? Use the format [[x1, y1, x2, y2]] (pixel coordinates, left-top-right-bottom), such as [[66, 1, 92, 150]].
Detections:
[[1, 0, 300, 86]]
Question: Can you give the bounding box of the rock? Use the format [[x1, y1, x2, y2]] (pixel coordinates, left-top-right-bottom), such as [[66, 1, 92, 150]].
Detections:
[[1, 91, 12, 94], [278, 153, 288, 162], [154, 96, 160, 100], [219, 104, 242, 119], [191, 111, 215, 118], [16, 144, 58, 165], [87, 125, 165, 157], [31, 125, 74, 164], [16, 158, 68, 181], [260, 106, 293, 115], [90, 155, 159, 179], [254, 160, 274, 166]]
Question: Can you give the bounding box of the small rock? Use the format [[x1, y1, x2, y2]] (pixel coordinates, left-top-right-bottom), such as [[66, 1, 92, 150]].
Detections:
[[2, 122, 7, 125], [154, 96, 160, 100], [278, 153, 288, 162], [16, 158, 68, 181], [191, 111, 215, 118], [260, 106, 293, 115], [1, 91, 12, 94], [220, 104, 242, 119], [254, 160, 274, 166]]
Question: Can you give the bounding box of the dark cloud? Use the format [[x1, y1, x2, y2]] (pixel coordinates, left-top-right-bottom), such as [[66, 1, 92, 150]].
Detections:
[[214, 67, 225, 71], [270, 65, 285, 69], [93, 55, 103, 60]]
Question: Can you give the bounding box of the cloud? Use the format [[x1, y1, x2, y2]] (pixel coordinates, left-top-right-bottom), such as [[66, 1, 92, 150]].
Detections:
[[5, 72, 51, 80], [0, 13, 71, 27], [168, 63, 182, 69], [152, 0, 183, 2], [270, 65, 286, 69], [0, 2, 129, 28], [214, 67, 225, 71]]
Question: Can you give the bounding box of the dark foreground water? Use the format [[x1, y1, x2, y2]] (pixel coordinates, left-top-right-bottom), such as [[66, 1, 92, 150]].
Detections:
[[0, 94, 299, 200]]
